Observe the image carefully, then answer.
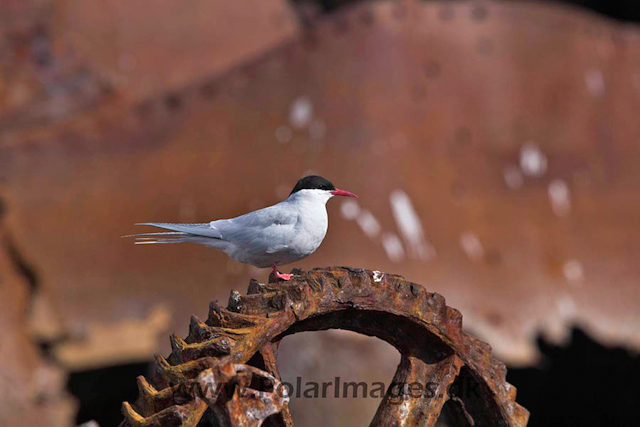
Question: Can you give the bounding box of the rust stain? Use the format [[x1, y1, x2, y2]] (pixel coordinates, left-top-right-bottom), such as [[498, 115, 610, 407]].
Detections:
[[120, 267, 529, 426]]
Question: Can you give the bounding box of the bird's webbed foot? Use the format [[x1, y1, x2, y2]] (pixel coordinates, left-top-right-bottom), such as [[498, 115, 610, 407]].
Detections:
[[271, 265, 293, 281]]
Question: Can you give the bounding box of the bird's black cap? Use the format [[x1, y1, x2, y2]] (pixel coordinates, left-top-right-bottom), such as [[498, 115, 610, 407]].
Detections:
[[290, 175, 336, 195]]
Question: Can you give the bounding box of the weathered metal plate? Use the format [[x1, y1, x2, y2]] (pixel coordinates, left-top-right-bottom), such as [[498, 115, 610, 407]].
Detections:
[[1, 4, 639, 416]]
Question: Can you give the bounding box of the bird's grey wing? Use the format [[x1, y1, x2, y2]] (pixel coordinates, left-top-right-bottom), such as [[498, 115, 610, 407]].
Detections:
[[211, 204, 298, 252], [135, 222, 225, 239]]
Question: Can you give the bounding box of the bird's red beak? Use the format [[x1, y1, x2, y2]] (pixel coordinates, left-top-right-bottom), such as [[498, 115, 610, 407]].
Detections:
[[331, 188, 358, 198]]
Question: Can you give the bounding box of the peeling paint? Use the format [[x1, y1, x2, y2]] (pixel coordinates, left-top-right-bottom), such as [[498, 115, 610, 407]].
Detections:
[[503, 165, 524, 189], [585, 69, 606, 97], [389, 190, 434, 261], [519, 142, 547, 177], [340, 199, 360, 221], [356, 209, 381, 239], [548, 179, 571, 217], [381, 232, 405, 263], [289, 96, 313, 128], [460, 232, 484, 261], [563, 260, 584, 286], [373, 270, 384, 283]]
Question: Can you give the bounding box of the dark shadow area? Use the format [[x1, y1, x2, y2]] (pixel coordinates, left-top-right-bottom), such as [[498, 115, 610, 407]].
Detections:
[[65, 328, 640, 425], [507, 327, 640, 427], [550, 0, 640, 23], [68, 361, 153, 427], [277, 308, 452, 360], [290, 0, 640, 23]]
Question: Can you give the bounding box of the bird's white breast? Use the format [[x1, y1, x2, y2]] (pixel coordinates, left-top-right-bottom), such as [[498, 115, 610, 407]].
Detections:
[[292, 197, 329, 256], [261, 189, 330, 266]]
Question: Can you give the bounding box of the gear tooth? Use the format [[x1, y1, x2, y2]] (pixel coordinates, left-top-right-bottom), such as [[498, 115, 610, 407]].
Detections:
[[247, 278, 265, 294], [137, 375, 157, 396], [133, 376, 156, 417], [188, 315, 199, 337], [170, 333, 187, 352], [466, 335, 493, 367], [505, 382, 518, 401], [122, 401, 144, 426], [169, 334, 188, 364], [269, 292, 288, 311], [514, 403, 530, 425], [177, 336, 234, 361], [201, 336, 233, 356], [428, 292, 446, 311], [189, 314, 201, 330], [189, 315, 210, 341], [154, 354, 173, 386], [207, 300, 258, 328], [155, 353, 171, 369], [237, 291, 289, 315], [491, 358, 508, 382], [346, 268, 370, 288], [153, 356, 172, 389], [422, 292, 447, 323], [207, 300, 224, 326], [122, 267, 529, 425], [408, 282, 424, 298], [445, 306, 463, 329], [474, 335, 493, 354], [227, 290, 243, 313]]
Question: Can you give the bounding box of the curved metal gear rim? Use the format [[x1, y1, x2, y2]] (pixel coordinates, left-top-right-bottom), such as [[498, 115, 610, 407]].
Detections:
[[120, 267, 529, 426]]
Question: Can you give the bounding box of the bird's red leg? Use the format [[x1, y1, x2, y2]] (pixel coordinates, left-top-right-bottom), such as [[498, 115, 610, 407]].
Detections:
[[271, 264, 293, 281]]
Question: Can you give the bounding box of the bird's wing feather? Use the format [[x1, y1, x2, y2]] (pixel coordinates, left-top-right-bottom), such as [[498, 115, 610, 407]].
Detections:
[[136, 202, 298, 252], [211, 203, 298, 253]]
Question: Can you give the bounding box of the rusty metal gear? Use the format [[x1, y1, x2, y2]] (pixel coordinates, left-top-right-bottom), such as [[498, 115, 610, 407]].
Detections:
[[120, 267, 529, 426]]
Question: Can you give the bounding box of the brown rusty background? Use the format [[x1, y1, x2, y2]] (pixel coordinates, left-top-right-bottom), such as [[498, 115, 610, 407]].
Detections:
[[1, 0, 640, 425]]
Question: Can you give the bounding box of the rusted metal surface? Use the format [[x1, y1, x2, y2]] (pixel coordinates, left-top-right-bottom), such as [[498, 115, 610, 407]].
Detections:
[[0, 203, 76, 426], [2, 0, 640, 371], [198, 362, 289, 427], [0, 0, 298, 130], [120, 267, 529, 426], [1, 1, 640, 424]]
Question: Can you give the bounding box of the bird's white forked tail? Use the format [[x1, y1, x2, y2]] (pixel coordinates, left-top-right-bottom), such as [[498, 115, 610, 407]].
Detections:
[[123, 222, 224, 246], [121, 231, 190, 245]]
